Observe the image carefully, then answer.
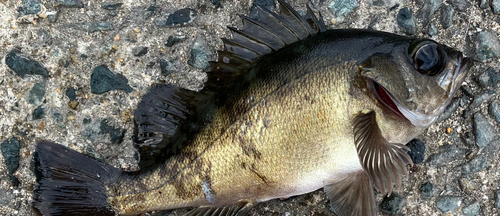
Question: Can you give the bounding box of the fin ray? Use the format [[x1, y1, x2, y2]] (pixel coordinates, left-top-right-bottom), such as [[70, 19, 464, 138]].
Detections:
[[353, 111, 414, 195], [325, 170, 376, 216]]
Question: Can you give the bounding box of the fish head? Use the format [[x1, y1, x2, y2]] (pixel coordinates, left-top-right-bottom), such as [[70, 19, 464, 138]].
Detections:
[[360, 38, 473, 127]]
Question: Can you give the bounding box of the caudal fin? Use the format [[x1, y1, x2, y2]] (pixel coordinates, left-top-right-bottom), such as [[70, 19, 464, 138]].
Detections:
[[33, 141, 121, 215]]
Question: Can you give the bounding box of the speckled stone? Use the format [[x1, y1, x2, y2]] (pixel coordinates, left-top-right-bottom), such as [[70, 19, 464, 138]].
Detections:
[[28, 82, 45, 106], [478, 68, 500, 88], [416, 0, 442, 24], [476, 31, 500, 61], [65, 87, 76, 100], [473, 112, 497, 148], [55, 0, 84, 8], [32, 105, 45, 120], [328, 0, 359, 19], [1, 138, 20, 175], [489, 102, 500, 122], [159, 58, 178, 75], [492, 0, 500, 14], [440, 5, 454, 29], [166, 35, 186, 47], [188, 36, 213, 69], [397, 7, 416, 35], [5, 50, 49, 78], [462, 201, 480, 216], [470, 91, 496, 109], [436, 196, 462, 213], [132, 46, 148, 57], [462, 155, 487, 174], [428, 23, 438, 36], [406, 139, 426, 164], [449, 0, 470, 11], [100, 119, 126, 144], [420, 181, 434, 198], [90, 66, 132, 94], [18, 0, 41, 16], [427, 145, 465, 165], [101, 2, 123, 10], [155, 8, 197, 27], [379, 193, 404, 215]]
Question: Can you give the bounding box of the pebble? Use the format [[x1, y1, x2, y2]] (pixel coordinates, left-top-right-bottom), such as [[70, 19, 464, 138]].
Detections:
[[449, 0, 470, 11], [65, 87, 76, 100], [489, 102, 500, 122], [462, 201, 480, 216], [48, 12, 58, 23], [83, 117, 92, 124], [435, 196, 462, 213], [440, 5, 453, 29], [428, 23, 438, 36], [437, 97, 460, 122], [397, 7, 416, 35], [416, 0, 442, 24], [52, 111, 63, 122], [166, 35, 186, 47], [28, 82, 45, 106], [462, 155, 487, 174], [475, 31, 500, 61], [473, 112, 497, 148], [188, 36, 213, 69], [470, 91, 496, 109], [55, 0, 84, 8], [101, 2, 123, 10], [478, 68, 500, 88], [1, 138, 20, 175], [491, 0, 500, 13], [5, 50, 49, 78], [406, 139, 426, 164], [426, 145, 465, 165], [480, 0, 489, 9], [32, 105, 45, 120], [100, 119, 126, 144], [420, 182, 434, 198], [495, 190, 500, 208], [155, 8, 197, 27], [458, 178, 477, 192], [84, 145, 103, 162], [379, 193, 404, 215], [211, 0, 222, 8], [72, 22, 113, 33], [90, 65, 133, 94], [328, 0, 359, 20], [18, 0, 41, 16], [132, 46, 148, 57], [159, 58, 177, 75], [68, 100, 79, 110], [8, 175, 20, 188]]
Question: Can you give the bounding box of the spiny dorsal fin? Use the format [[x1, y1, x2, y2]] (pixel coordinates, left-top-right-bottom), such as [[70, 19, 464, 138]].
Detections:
[[353, 111, 413, 195], [208, 0, 326, 89], [133, 84, 205, 168]]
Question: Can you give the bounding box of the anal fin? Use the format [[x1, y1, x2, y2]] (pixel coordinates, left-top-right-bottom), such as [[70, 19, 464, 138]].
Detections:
[[184, 201, 253, 216], [324, 170, 376, 216]]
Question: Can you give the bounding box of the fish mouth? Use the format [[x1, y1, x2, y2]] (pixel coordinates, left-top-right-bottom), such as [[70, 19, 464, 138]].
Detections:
[[367, 79, 406, 119]]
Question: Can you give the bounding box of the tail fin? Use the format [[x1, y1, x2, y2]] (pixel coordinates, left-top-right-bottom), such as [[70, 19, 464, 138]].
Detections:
[[33, 141, 121, 216]]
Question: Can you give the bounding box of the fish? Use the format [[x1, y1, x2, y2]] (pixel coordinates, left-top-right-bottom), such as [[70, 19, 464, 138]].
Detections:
[[32, 0, 472, 215]]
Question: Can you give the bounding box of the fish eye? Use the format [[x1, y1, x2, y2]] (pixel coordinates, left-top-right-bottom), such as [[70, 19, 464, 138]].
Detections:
[[409, 40, 445, 76]]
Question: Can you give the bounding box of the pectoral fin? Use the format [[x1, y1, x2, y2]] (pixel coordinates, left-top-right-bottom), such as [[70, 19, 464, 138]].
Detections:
[[353, 111, 413, 195], [324, 170, 376, 216], [184, 201, 253, 216]]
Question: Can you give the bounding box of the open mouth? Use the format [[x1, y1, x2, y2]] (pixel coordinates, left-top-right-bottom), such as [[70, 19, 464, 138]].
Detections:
[[369, 79, 405, 118]]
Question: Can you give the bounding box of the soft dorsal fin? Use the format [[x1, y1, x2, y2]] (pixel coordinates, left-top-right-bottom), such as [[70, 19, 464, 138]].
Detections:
[[353, 111, 414, 195], [208, 0, 326, 89], [133, 85, 204, 168]]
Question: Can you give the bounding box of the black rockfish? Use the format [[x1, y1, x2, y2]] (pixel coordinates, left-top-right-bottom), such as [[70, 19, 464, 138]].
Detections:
[[33, 0, 472, 215]]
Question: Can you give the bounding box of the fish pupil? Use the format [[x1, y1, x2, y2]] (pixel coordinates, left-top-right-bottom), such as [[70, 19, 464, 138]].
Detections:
[[413, 43, 443, 76]]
